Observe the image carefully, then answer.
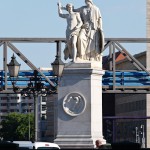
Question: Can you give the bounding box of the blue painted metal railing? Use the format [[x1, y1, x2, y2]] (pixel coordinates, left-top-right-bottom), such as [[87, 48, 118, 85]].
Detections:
[[0, 70, 56, 90], [102, 70, 150, 93], [1, 70, 150, 93], [103, 71, 150, 86]]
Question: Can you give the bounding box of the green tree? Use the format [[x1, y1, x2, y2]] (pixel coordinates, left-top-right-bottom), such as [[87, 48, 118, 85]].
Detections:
[[0, 112, 34, 141]]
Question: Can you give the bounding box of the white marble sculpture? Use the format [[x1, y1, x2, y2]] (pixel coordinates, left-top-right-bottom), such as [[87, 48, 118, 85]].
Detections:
[[58, 0, 104, 62], [57, 2, 83, 62]]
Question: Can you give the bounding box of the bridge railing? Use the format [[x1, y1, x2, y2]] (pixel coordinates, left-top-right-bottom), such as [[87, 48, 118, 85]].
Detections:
[[102, 38, 150, 93], [1, 69, 150, 93], [0, 70, 56, 93], [0, 38, 66, 91], [102, 70, 150, 93], [0, 38, 150, 93]]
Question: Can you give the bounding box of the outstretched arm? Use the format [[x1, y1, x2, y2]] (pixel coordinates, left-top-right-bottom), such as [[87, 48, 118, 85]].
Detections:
[[73, 7, 82, 13], [57, 2, 67, 18]]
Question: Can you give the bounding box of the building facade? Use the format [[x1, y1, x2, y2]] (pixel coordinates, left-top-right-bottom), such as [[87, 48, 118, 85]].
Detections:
[[103, 51, 147, 146], [0, 93, 49, 141], [0, 94, 33, 122], [103, 1, 150, 147]]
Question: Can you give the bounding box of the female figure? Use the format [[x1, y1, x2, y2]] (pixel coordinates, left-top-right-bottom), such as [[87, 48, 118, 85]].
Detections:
[[74, 0, 104, 61]]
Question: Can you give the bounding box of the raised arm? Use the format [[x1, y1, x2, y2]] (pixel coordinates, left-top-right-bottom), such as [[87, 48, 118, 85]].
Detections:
[[57, 2, 67, 18]]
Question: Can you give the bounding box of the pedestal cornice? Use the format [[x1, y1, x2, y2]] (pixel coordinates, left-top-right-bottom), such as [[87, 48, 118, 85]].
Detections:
[[64, 61, 105, 75]]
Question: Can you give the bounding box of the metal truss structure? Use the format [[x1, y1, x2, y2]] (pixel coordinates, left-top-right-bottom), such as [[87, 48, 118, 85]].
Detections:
[[0, 37, 150, 94]]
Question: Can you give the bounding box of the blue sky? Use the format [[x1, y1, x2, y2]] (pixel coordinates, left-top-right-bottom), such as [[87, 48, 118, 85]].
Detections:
[[0, 0, 146, 70]]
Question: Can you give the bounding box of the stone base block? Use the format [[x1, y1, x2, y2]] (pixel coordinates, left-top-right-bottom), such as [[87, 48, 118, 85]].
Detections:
[[54, 135, 106, 149], [55, 135, 94, 149]]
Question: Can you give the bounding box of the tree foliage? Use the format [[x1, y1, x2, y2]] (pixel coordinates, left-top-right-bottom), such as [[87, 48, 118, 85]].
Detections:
[[0, 112, 34, 141]]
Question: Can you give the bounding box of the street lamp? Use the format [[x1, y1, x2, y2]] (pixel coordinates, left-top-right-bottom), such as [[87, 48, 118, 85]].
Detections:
[[7, 54, 21, 77], [7, 54, 21, 90], [7, 53, 65, 142], [51, 54, 65, 78]]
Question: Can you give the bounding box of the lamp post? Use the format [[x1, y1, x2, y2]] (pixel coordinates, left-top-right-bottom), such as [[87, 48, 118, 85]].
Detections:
[[25, 103, 31, 141], [7, 53, 65, 142], [28, 105, 31, 141], [21, 70, 52, 141]]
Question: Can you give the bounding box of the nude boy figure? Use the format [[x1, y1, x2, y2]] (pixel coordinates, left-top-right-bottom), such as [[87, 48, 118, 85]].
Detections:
[[57, 2, 82, 62]]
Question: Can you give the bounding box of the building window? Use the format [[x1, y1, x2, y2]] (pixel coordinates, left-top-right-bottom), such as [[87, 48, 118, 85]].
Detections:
[[10, 97, 19, 100], [1, 97, 8, 100], [1, 110, 8, 112], [41, 114, 46, 120], [42, 97, 47, 102], [42, 105, 46, 111], [10, 103, 18, 106], [116, 100, 146, 113], [1, 116, 6, 120], [1, 103, 7, 106]]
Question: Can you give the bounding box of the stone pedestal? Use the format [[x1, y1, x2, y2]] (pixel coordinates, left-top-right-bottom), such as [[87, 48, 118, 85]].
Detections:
[[54, 61, 106, 149]]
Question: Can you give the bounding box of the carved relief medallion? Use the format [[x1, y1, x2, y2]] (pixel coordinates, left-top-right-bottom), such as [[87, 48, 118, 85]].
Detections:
[[63, 93, 86, 116]]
